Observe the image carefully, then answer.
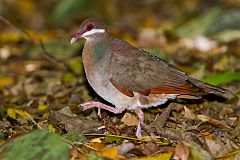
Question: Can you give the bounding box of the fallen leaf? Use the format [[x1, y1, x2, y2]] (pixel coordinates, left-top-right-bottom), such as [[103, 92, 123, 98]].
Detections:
[[121, 112, 138, 126], [205, 139, 226, 157], [38, 104, 48, 111], [184, 106, 196, 119], [7, 108, 30, 120], [62, 132, 86, 143], [0, 76, 14, 89], [70, 147, 80, 160], [0, 130, 69, 160], [174, 140, 189, 160], [135, 152, 173, 160], [186, 142, 214, 160], [96, 146, 121, 159], [105, 135, 122, 144]]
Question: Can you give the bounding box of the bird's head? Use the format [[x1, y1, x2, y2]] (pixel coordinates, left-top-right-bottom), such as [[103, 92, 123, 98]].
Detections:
[[71, 18, 107, 43]]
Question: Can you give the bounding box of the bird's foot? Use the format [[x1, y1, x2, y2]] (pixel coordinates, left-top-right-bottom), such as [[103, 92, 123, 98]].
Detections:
[[135, 109, 144, 138], [79, 101, 124, 117]]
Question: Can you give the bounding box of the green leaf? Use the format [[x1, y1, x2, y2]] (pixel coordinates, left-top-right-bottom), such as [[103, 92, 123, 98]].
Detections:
[[175, 8, 221, 37], [0, 130, 69, 160], [175, 8, 240, 37], [62, 132, 86, 143], [202, 71, 240, 85], [105, 135, 122, 144]]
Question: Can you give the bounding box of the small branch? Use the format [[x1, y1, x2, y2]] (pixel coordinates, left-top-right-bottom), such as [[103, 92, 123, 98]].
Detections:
[[24, 111, 43, 129]]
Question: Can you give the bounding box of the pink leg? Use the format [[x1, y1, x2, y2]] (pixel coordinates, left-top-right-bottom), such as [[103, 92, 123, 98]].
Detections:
[[135, 109, 144, 138], [79, 101, 124, 117]]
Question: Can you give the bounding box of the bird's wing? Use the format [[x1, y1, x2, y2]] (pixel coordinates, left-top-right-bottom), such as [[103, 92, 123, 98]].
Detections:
[[108, 39, 205, 97]]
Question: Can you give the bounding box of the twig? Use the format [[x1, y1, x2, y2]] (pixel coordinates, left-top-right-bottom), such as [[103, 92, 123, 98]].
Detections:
[[24, 111, 43, 129], [74, 142, 98, 151], [83, 133, 170, 145]]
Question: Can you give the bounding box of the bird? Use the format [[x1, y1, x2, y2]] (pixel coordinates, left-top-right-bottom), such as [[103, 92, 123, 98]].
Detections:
[[70, 18, 232, 138]]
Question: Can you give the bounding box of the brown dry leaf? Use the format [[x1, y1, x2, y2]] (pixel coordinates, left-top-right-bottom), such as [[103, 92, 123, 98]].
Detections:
[[205, 139, 226, 157], [219, 107, 234, 118], [184, 106, 196, 119], [102, 114, 121, 135], [121, 112, 138, 126], [135, 142, 159, 156], [197, 115, 233, 130], [174, 139, 190, 160], [48, 111, 101, 133], [70, 147, 80, 160]]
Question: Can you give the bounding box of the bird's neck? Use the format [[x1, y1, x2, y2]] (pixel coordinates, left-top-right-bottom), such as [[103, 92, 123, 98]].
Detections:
[[82, 34, 111, 68]]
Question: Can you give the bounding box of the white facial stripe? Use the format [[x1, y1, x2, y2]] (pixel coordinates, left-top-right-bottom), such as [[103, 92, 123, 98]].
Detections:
[[82, 29, 105, 38]]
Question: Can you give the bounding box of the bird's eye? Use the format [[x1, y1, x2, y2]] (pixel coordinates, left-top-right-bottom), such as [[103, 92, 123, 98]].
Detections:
[[87, 24, 94, 31]]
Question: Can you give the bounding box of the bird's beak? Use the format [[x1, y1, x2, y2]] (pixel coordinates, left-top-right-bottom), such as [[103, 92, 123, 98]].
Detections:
[[70, 37, 77, 44], [70, 32, 82, 44]]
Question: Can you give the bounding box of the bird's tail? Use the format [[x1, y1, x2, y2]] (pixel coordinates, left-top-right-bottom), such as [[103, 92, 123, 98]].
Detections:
[[188, 77, 234, 99]]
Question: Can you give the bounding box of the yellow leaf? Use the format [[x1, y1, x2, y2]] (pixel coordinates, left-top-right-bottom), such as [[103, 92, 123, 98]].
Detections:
[[7, 108, 31, 119], [38, 104, 48, 110], [90, 138, 102, 143], [7, 108, 30, 119], [7, 108, 16, 119], [0, 76, 14, 89], [135, 152, 173, 160], [48, 124, 56, 133], [0, 33, 25, 44], [15, 109, 30, 119], [96, 147, 121, 159]]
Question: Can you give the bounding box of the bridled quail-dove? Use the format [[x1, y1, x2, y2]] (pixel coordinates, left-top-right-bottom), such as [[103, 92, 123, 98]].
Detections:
[[71, 18, 232, 138]]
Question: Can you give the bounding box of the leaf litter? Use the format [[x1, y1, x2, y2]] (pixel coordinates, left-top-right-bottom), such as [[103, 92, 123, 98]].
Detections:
[[0, 2, 240, 159]]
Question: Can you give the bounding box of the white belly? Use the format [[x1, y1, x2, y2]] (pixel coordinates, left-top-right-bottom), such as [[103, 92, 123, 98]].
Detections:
[[86, 70, 136, 109]]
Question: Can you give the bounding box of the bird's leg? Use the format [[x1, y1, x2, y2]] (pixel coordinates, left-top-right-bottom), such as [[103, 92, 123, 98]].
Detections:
[[135, 109, 144, 138], [79, 101, 124, 117]]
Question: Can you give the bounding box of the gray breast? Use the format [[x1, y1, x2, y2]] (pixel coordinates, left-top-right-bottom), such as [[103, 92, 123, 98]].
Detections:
[[82, 43, 134, 109]]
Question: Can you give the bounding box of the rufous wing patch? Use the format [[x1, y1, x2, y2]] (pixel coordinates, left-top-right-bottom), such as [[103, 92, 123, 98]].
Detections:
[[110, 78, 134, 97], [138, 89, 151, 96], [148, 82, 204, 95]]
